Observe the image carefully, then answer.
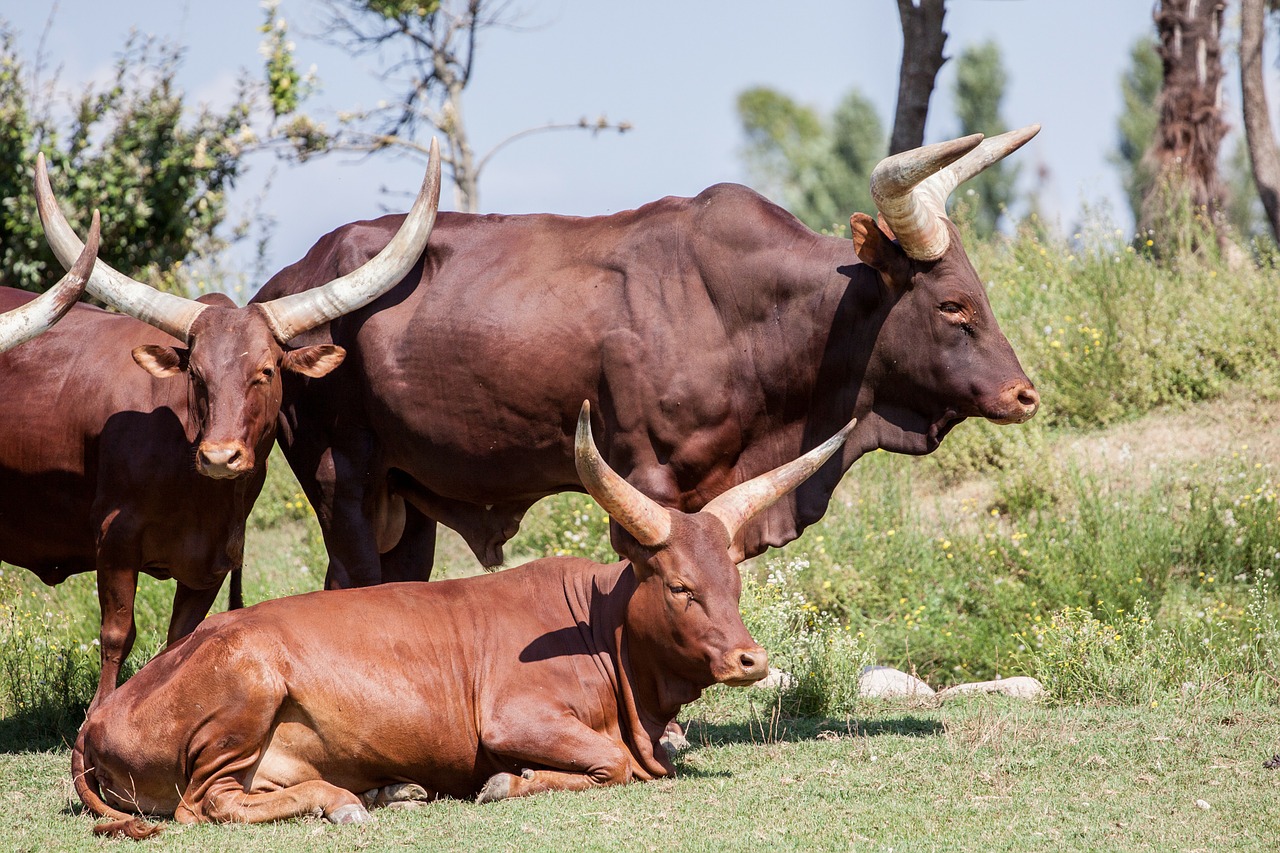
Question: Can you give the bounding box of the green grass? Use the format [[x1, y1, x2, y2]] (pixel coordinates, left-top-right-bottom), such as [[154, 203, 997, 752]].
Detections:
[[2, 699, 1278, 850]]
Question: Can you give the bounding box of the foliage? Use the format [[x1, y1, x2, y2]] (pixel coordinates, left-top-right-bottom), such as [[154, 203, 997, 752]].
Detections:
[[951, 40, 1016, 236], [1026, 584, 1280, 704], [260, 1, 312, 120], [737, 86, 884, 231], [366, 0, 441, 20], [735, 559, 872, 717], [0, 23, 255, 295], [508, 492, 617, 566]]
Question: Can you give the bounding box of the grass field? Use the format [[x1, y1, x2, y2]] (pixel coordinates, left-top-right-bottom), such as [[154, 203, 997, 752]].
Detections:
[[2, 699, 1278, 851]]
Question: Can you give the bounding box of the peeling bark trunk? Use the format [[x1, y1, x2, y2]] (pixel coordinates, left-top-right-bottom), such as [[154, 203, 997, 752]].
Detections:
[[1241, 0, 1280, 243], [890, 0, 948, 155], [1140, 0, 1229, 239]]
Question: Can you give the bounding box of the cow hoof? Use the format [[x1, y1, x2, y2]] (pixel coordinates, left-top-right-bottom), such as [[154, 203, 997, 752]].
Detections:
[[361, 782, 431, 809], [385, 782, 430, 802], [328, 803, 374, 825], [477, 773, 515, 804]]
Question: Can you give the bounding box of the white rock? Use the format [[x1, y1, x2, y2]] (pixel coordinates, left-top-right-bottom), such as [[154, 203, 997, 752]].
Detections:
[[753, 667, 795, 689], [858, 665, 935, 699], [1195, 799, 1211, 811], [935, 676, 1045, 702]]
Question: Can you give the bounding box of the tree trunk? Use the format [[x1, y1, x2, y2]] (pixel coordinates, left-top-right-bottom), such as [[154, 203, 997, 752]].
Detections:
[[1241, 0, 1280, 243], [1139, 0, 1229, 239], [890, 0, 948, 155]]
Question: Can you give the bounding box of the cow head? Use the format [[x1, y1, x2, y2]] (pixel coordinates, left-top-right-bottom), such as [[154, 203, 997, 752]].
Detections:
[[0, 211, 97, 353], [576, 401, 855, 690], [34, 142, 441, 479], [849, 127, 1041, 455]]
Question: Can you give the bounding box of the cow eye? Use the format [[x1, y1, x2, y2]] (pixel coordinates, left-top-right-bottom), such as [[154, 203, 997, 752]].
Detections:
[[940, 302, 964, 315], [669, 584, 690, 596], [262, 367, 275, 379]]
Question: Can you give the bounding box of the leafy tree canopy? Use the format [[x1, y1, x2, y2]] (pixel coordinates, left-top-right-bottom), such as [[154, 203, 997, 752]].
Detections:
[[737, 86, 884, 233], [0, 23, 255, 295]]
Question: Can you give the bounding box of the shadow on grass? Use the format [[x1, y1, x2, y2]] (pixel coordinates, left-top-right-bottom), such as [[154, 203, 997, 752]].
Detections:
[[680, 714, 943, 749], [0, 704, 84, 753]]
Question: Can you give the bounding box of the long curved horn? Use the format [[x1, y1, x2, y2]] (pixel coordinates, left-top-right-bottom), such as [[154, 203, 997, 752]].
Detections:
[[0, 210, 99, 352], [575, 401, 672, 548], [870, 124, 1040, 261], [35, 153, 207, 343], [257, 137, 442, 343], [701, 417, 856, 543]]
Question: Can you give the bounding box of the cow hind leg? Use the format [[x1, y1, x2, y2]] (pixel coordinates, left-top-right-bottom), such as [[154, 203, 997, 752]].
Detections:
[[200, 778, 372, 826], [360, 782, 433, 810], [166, 581, 224, 646]]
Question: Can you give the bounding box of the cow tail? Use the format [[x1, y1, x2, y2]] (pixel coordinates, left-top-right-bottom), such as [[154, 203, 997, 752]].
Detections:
[[72, 724, 162, 840], [228, 567, 244, 610]]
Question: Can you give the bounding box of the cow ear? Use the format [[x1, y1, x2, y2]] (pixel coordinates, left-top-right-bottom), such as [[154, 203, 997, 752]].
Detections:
[[850, 213, 910, 285], [132, 344, 188, 378], [608, 525, 659, 580], [282, 344, 346, 378]]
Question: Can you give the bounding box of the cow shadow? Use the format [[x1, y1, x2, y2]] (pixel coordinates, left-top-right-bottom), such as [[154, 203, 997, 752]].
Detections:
[[0, 708, 82, 754], [676, 714, 943, 750]]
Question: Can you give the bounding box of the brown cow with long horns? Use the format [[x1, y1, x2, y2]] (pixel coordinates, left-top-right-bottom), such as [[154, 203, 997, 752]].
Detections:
[[0, 142, 441, 710], [73, 404, 854, 837], [253, 126, 1042, 589]]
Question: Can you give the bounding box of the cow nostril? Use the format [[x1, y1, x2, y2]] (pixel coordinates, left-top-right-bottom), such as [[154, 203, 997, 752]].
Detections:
[[740, 652, 756, 670], [1018, 386, 1040, 410]]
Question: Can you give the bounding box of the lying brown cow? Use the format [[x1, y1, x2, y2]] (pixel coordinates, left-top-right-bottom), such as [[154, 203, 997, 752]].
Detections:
[[73, 404, 854, 837]]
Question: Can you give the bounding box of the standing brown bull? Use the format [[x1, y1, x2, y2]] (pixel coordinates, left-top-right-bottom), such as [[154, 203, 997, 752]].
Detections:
[[254, 127, 1042, 589], [0, 212, 98, 352], [73, 404, 854, 837], [0, 144, 439, 710]]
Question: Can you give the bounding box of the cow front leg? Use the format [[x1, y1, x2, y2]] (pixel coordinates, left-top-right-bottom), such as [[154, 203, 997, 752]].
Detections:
[[198, 777, 371, 826], [91, 567, 139, 711], [477, 718, 633, 803], [166, 581, 224, 646]]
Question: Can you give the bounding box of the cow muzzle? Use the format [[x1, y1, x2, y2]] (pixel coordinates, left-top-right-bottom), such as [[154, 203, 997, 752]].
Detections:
[[717, 645, 770, 687], [984, 381, 1040, 425], [197, 440, 254, 479]]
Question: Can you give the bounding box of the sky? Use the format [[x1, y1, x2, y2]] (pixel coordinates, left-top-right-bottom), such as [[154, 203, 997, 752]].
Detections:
[[5, 1, 1270, 283]]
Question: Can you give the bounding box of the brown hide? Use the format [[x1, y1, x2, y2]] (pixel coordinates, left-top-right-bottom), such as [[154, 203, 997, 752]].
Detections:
[[0, 291, 276, 709], [257, 182, 1037, 586], [73, 521, 763, 830]]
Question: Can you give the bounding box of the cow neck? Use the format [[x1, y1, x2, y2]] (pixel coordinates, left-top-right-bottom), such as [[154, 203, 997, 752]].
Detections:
[[573, 561, 677, 779]]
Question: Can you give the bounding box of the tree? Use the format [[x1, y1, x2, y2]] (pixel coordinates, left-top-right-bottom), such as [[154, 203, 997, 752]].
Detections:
[[1241, 0, 1280, 243], [265, 0, 629, 213], [952, 40, 1016, 236], [890, 0, 948, 155], [737, 87, 884, 231], [1112, 38, 1162, 227], [1140, 0, 1229, 240], [0, 24, 255, 295]]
